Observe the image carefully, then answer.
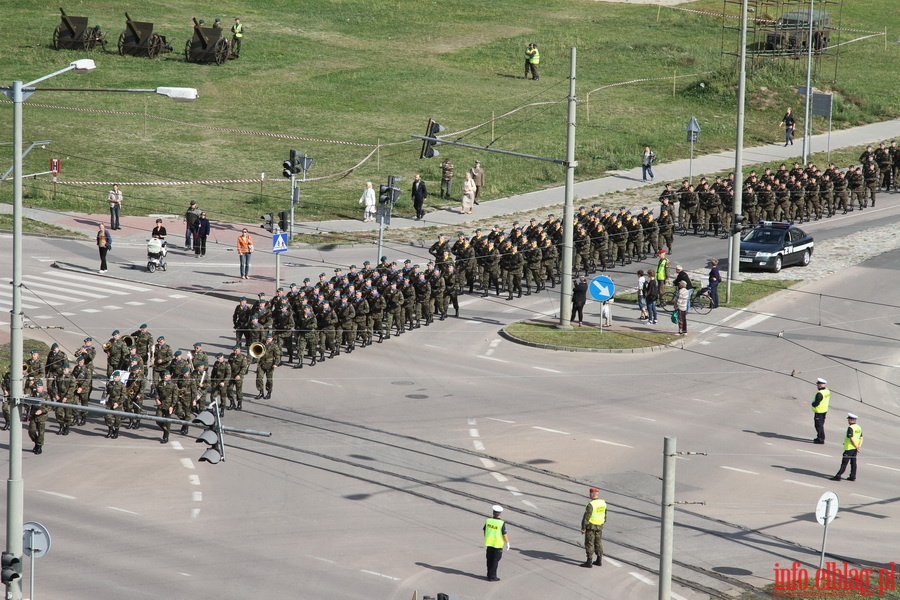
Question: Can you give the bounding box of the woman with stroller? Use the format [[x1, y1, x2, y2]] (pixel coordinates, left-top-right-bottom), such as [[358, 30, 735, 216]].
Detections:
[[151, 218, 167, 244]]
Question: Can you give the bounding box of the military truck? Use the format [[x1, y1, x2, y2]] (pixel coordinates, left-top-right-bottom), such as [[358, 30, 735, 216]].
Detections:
[[765, 9, 830, 53]]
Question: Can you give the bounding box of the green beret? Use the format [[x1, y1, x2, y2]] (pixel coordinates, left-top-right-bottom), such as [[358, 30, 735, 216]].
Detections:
[[51, 343, 59, 350], [112, 330, 120, 335], [140, 323, 148, 329], [181, 366, 191, 374], [193, 342, 202, 347], [157, 336, 165, 342], [174, 350, 182, 357]]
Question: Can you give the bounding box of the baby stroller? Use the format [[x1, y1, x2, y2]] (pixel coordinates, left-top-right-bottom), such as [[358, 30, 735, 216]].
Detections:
[[147, 238, 167, 273]]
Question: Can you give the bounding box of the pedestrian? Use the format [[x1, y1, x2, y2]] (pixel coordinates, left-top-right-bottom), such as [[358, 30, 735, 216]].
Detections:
[[811, 377, 830, 444], [707, 258, 721, 308], [471, 160, 485, 205], [641, 146, 656, 182], [830, 413, 862, 481], [107, 184, 123, 230], [483, 504, 509, 582], [644, 272, 658, 324], [358, 181, 376, 222], [655, 249, 669, 307], [673, 264, 692, 307], [411, 174, 428, 220], [462, 171, 476, 214], [524, 42, 540, 80], [637, 269, 648, 321], [675, 280, 689, 335], [572, 275, 587, 326], [230, 18, 243, 57], [780, 108, 795, 146], [151, 218, 167, 243], [96, 223, 112, 273], [192, 211, 211, 257], [440, 157, 454, 199], [184, 201, 201, 250], [580, 487, 607, 568], [237, 228, 253, 280]]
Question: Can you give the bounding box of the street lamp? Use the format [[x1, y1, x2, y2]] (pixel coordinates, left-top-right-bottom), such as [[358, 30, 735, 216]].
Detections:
[[3, 61, 198, 600]]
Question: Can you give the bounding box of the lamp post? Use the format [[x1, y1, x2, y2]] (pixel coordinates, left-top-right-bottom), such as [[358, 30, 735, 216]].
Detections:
[[3, 61, 197, 600]]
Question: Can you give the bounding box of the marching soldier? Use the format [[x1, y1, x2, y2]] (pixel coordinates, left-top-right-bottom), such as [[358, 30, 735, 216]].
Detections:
[[152, 336, 173, 389], [72, 354, 91, 426], [124, 363, 144, 429], [429, 268, 446, 322], [106, 330, 128, 378], [155, 370, 177, 444], [336, 296, 356, 354], [25, 349, 43, 381], [413, 272, 432, 327], [44, 343, 68, 387], [255, 333, 281, 400], [132, 324, 154, 368], [367, 290, 386, 343], [317, 302, 338, 358], [210, 354, 231, 415], [75, 337, 97, 376], [233, 297, 252, 348], [274, 304, 296, 362], [52, 362, 76, 436], [193, 362, 209, 412], [28, 380, 49, 454], [175, 366, 197, 435], [352, 290, 370, 348], [191, 342, 209, 371], [481, 241, 501, 297], [227, 346, 250, 411], [524, 239, 544, 293], [104, 371, 125, 439], [295, 306, 319, 367]]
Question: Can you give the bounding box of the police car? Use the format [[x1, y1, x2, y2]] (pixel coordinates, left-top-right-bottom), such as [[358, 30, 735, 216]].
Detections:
[[739, 221, 814, 273]]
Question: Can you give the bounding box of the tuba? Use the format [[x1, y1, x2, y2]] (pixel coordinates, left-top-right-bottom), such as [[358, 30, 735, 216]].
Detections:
[[249, 342, 266, 358], [122, 335, 135, 347]]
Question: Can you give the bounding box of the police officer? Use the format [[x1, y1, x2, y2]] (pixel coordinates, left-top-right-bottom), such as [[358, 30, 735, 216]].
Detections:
[[830, 413, 862, 481], [581, 487, 607, 567], [483, 504, 509, 581], [811, 377, 829, 444]]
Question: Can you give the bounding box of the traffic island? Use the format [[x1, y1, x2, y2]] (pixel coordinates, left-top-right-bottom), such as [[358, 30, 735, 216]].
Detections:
[[501, 319, 681, 353]]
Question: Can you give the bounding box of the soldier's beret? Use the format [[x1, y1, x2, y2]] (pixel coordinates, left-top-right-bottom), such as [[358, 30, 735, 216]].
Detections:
[[513, 221, 520, 226], [131, 364, 141, 372], [112, 330, 120, 336], [251, 313, 259, 319], [363, 261, 371, 266], [266, 333, 274, 339], [258, 292, 266, 297], [140, 323, 148, 329], [51, 343, 59, 350], [36, 380, 44, 387], [174, 350, 183, 357], [62, 362, 70, 369], [240, 296, 247, 301], [334, 268, 341, 273], [128, 345, 136, 350], [193, 342, 202, 347], [76, 354, 85, 361], [380, 256, 387, 261], [619, 206, 626, 211], [217, 353, 224, 358], [157, 336, 165, 341], [276, 287, 283, 292], [350, 265, 357, 269], [30, 349, 39, 354], [413, 264, 420, 269], [84, 337, 93, 342], [181, 366, 191, 374], [162, 370, 170, 376], [319, 273, 327, 277], [303, 278, 310, 283], [404, 259, 411, 264], [475, 228, 482, 233]]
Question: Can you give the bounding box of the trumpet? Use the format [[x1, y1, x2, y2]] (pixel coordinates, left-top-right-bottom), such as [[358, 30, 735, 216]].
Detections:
[[122, 335, 135, 347], [103, 341, 113, 352], [75, 345, 87, 357], [249, 343, 266, 358]]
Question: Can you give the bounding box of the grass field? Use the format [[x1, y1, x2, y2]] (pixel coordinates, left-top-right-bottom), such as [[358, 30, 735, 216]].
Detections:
[[506, 320, 680, 349], [1, 0, 897, 231]]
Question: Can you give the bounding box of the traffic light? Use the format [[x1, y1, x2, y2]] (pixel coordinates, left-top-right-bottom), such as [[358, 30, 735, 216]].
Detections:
[[389, 187, 402, 204], [278, 211, 290, 233], [731, 214, 746, 235], [378, 185, 391, 205], [193, 407, 224, 464], [261, 213, 274, 232], [1, 552, 21, 584], [282, 149, 301, 178], [419, 118, 445, 159]]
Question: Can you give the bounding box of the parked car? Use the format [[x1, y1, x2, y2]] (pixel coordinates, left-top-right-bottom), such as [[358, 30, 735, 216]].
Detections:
[[739, 221, 814, 273]]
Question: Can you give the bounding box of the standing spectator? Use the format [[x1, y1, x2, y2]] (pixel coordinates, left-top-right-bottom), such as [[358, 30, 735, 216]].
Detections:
[[192, 212, 211, 257], [673, 264, 692, 308], [96, 223, 112, 273], [571, 276, 588, 326], [644, 273, 659, 324], [471, 160, 485, 205], [151, 218, 167, 243], [524, 42, 540, 80], [440, 158, 454, 199], [358, 182, 376, 222], [811, 377, 830, 444], [675, 280, 689, 335], [580, 487, 607, 568], [183, 201, 201, 250], [461, 171, 476, 215], [237, 228, 253, 280], [707, 258, 722, 308], [411, 174, 428, 220], [483, 504, 509, 582], [230, 18, 243, 57], [107, 184, 123, 230], [830, 414, 862, 481], [641, 146, 656, 182], [636, 270, 648, 321], [780, 107, 795, 146]]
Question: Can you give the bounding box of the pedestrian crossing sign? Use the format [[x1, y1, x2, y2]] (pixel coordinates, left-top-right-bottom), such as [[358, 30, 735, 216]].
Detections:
[[272, 233, 288, 253]]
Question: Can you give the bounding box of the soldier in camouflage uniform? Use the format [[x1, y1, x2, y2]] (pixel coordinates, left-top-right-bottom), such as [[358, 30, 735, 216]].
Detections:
[[296, 306, 319, 366], [124, 363, 144, 429], [192, 363, 209, 413], [227, 346, 250, 410], [44, 343, 68, 389], [255, 333, 281, 400], [336, 297, 356, 353], [28, 381, 49, 454], [71, 355, 91, 426], [104, 371, 125, 439], [52, 362, 76, 436], [152, 336, 173, 389], [657, 208, 674, 254], [75, 337, 97, 379], [413, 272, 432, 327], [317, 302, 338, 357], [429, 269, 446, 321], [175, 366, 197, 435], [209, 354, 231, 415], [106, 330, 128, 379], [155, 370, 177, 444], [367, 290, 386, 342], [524, 239, 544, 293], [352, 290, 370, 347]]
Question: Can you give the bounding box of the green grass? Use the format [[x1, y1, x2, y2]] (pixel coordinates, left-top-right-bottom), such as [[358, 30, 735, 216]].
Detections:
[[1, 0, 898, 233], [0, 215, 87, 237], [0, 340, 50, 377], [506, 321, 679, 350]]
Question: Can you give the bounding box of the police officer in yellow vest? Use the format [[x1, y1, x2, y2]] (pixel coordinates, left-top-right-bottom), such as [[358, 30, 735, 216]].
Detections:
[[811, 377, 830, 444], [581, 487, 607, 567], [483, 504, 509, 582], [230, 18, 243, 57], [831, 413, 862, 481], [525, 43, 540, 80]]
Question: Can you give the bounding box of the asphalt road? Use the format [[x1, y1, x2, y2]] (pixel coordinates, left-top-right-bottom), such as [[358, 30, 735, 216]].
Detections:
[[1, 213, 899, 599]]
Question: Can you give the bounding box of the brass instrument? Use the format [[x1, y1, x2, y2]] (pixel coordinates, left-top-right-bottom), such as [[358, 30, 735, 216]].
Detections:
[[249, 343, 266, 358], [74, 345, 87, 357], [122, 335, 135, 347], [103, 341, 113, 352]]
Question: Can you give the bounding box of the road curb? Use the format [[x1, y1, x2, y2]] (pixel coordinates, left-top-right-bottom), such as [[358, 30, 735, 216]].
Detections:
[[498, 323, 679, 354]]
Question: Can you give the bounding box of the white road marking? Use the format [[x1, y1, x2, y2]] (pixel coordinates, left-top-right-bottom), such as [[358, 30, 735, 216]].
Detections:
[[490, 339, 501, 348], [479, 458, 496, 469], [188, 475, 200, 485], [424, 344, 443, 349], [735, 312, 774, 330], [147, 298, 167, 303], [169, 294, 187, 298], [124, 301, 145, 306], [486, 417, 516, 423], [604, 557, 622, 567], [719, 309, 745, 323], [27, 275, 130, 295], [102, 305, 123, 310], [180, 458, 195, 469], [784, 479, 823, 489], [306, 555, 336, 564], [591, 439, 633, 448], [38, 490, 76, 500], [81, 308, 101, 313], [0, 290, 61, 306], [107, 506, 140, 515], [32, 315, 53, 320], [190, 508, 201, 519], [465, 320, 480, 324], [699, 326, 714, 334], [21, 280, 107, 299], [672, 592, 689, 600], [699, 340, 711, 345], [851, 493, 883, 501], [479, 355, 509, 363], [634, 416, 656, 422], [360, 570, 401, 581], [170, 441, 184, 450], [867, 463, 900, 473], [458, 298, 481, 307], [533, 426, 569, 435], [473, 440, 485, 451], [522, 500, 538, 509], [630, 572, 654, 585], [720, 466, 759, 475], [192, 492, 203, 502], [308, 380, 337, 386], [718, 333, 731, 337], [502, 306, 521, 313], [533, 366, 561, 373], [48, 271, 150, 291], [60, 312, 74, 316], [491, 472, 509, 482], [179, 572, 192, 577], [505, 486, 523, 496], [485, 348, 495, 357], [797, 449, 830, 457], [467, 418, 477, 425], [469, 428, 480, 438]]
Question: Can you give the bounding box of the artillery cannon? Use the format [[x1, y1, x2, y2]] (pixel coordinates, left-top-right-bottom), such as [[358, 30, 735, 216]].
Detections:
[[117, 12, 173, 58], [53, 7, 107, 51], [184, 18, 230, 65]]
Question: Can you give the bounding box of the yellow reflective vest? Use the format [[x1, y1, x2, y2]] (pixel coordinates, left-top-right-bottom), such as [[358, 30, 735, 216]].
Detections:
[[812, 388, 830, 414], [484, 518, 505, 548], [588, 499, 607, 526], [843, 423, 862, 451]]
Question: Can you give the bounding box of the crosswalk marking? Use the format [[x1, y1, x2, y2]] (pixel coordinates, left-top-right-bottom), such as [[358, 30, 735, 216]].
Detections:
[[17, 287, 90, 303], [47, 271, 151, 292], [0, 297, 40, 310], [0, 289, 62, 306], [22, 277, 108, 298], [26, 274, 130, 296], [125, 301, 145, 306]]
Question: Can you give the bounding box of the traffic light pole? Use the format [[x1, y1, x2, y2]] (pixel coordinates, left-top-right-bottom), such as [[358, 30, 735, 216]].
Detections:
[[727, 0, 749, 304]]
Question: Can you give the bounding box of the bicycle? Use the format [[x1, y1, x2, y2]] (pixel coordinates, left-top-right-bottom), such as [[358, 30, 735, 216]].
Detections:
[[661, 285, 713, 316]]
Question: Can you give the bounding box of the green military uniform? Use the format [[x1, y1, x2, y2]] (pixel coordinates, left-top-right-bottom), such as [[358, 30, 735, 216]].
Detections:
[[124, 364, 144, 429], [175, 367, 198, 434], [52, 366, 76, 435], [317, 304, 338, 358], [296, 308, 319, 366], [255, 335, 281, 399], [413, 275, 432, 327], [152, 339, 173, 388], [28, 383, 49, 454], [72, 357, 91, 426], [209, 356, 231, 414], [192, 364, 209, 412], [155, 373, 177, 443], [104, 375, 125, 438], [106, 333, 128, 378], [336, 299, 356, 353], [227, 347, 250, 410], [581, 490, 607, 567], [385, 286, 404, 337], [352, 293, 370, 347]]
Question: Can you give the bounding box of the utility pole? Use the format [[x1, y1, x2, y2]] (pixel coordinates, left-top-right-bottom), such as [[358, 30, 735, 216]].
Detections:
[[658, 437, 676, 600], [727, 0, 749, 303]]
